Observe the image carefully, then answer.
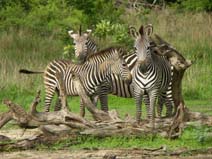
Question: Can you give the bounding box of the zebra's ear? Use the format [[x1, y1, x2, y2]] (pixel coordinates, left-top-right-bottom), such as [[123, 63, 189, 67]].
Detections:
[[145, 24, 153, 37], [68, 30, 77, 39], [84, 29, 92, 36], [128, 26, 138, 38], [86, 29, 92, 34]]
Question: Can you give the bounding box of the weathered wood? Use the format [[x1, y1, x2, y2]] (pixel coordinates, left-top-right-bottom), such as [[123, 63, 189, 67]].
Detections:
[[1, 99, 212, 151], [1, 92, 94, 131], [151, 34, 192, 115], [0, 111, 12, 129], [72, 73, 113, 121], [168, 103, 186, 139], [0, 133, 66, 151]]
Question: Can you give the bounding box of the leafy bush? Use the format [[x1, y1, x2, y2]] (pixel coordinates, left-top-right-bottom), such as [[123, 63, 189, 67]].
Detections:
[[63, 44, 75, 59], [0, 4, 26, 30], [0, 0, 124, 44], [94, 20, 133, 48], [67, 0, 124, 25], [174, 0, 212, 11]]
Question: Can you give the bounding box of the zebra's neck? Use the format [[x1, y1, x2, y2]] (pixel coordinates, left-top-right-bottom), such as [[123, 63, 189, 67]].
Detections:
[[85, 47, 122, 64], [86, 38, 98, 56]]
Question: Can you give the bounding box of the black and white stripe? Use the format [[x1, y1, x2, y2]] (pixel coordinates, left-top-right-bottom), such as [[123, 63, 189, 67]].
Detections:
[[132, 25, 172, 129], [44, 36, 98, 112], [59, 47, 131, 108]]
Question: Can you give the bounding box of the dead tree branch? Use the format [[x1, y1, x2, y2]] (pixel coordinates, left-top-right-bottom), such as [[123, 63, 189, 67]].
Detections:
[[71, 73, 113, 122]]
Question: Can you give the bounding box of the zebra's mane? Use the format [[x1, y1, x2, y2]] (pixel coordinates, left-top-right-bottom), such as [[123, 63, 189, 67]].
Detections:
[[85, 46, 123, 62]]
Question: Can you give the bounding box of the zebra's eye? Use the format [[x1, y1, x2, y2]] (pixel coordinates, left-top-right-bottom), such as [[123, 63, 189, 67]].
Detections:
[[85, 40, 89, 45]]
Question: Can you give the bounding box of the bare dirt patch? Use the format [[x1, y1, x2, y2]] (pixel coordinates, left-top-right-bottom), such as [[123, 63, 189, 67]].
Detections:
[[1, 149, 212, 159]]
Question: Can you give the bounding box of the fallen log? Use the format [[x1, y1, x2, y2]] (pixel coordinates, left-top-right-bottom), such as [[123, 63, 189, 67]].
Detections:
[[0, 111, 12, 128], [70, 72, 113, 122], [1, 91, 93, 131], [0, 133, 70, 151], [2, 93, 211, 138], [1, 99, 212, 151], [1, 70, 212, 150]]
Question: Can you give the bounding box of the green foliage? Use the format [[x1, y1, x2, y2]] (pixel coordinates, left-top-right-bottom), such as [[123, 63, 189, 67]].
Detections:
[[174, 0, 212, 11], [23, 1, 88, 38], [0, 4, 26, 30], [67, 0, 123, 25], [94, 20, 112, 39], [94, 20, 133, 48], [0, 0, 124, 43], [63, 44, 75, 60]]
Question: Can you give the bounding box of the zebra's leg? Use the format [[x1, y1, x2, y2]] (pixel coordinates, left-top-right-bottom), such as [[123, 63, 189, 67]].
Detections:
[[143, 94, 150, 119], [157, 96, 165, 118], [165, 98, 173, 117], [44, 86, 56, 112], [79, 98, 85, 117], [134, 88, 144, 123], [91, 95, 99, 107], [81, 95, 99, 116], [164, 89, 174, 117], [99, 94, 108, 112], [148, 90, 159, 130], [53, 90, 62, 111], [54, 98, 62, 111]]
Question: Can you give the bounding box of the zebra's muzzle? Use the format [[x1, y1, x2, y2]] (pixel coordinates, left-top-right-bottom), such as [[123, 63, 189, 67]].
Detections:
[[137, 59, 150, 74]]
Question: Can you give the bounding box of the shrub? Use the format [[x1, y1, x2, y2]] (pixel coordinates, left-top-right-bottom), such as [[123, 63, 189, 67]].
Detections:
[[174, 0, 212, 12], [94, 20, 133, 49]]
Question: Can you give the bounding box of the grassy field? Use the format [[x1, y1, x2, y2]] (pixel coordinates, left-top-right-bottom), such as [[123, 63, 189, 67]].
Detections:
[[0, 9, 212, 151], [48, 125, 212, 150]]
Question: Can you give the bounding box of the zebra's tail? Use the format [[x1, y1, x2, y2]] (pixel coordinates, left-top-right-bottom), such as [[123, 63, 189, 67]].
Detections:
[[19, 69, 44, 74]]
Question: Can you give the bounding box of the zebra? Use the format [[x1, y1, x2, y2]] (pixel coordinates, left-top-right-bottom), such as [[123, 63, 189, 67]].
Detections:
[[71, 31, 174, 118], [68, 25, 98, 63], [75, 34, 173, 118], [60, 47, 132, 109], [19, 28, 99, 114], [132, 24, 172, 129]]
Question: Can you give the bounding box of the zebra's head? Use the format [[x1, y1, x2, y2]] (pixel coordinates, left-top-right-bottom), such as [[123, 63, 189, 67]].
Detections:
[[68, 28, 92, 63], [112, 50, 132, 84], [130, 24, 153, 73], [99, 49, 132, 84], [132, 24, 153, 62]]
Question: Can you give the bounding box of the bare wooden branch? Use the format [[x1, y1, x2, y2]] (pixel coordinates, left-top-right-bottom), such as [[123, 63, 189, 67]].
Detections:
[[0, 111, 12, 128], [168, 103, 186, 139], [72, 73, 113, 121], [55, 71, 69, 111], [1, 91, 94, 132]]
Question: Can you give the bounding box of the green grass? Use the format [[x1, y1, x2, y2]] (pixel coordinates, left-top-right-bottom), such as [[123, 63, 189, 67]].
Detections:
[[0, 87, 211, 151], [0, 10, 212, 104], [38, 125, 212, 151], [0, 9, 212, 151]]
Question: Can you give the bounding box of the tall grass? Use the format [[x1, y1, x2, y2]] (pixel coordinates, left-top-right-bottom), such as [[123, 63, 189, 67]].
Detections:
[[122, 9, 212, 100], [0, 9, 211, 111], [0, 29, 64, 107]]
